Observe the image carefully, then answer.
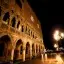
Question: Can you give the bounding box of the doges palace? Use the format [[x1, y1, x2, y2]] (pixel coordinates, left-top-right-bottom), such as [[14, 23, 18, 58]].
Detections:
[[0, 0, 44, 62]]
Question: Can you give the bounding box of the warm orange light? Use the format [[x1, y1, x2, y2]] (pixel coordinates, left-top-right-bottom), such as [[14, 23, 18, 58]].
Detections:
[[60, 32, 64, 38], [54, 44, 58, 48], [53, 30, 60, 41], [56, 54, 63, 64]]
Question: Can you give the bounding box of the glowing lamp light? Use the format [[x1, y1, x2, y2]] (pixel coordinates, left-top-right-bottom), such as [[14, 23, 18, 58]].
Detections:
[[55, 30, 59, 35], [54, 44, 58, 48], [61, 33, 64, 38], [53, 30, 60, 41]]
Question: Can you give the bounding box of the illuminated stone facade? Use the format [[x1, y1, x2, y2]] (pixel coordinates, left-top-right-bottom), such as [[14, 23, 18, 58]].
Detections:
[[0, 0, 44, 62]]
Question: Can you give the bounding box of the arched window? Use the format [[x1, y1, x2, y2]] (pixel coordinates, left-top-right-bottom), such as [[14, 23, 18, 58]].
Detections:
[[11, 17, 16, 27], [17, 21, 20, 28], [3, 12, 10, 24], [28, 29, 30, 36], [26, 26, 27, 32], [21, 25, 24, 32], [31, 31, 32, 36], [33, 33, 34, 38]]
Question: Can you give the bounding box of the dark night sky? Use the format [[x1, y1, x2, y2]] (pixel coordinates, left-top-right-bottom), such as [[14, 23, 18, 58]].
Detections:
[[27, 0, 64, 50]]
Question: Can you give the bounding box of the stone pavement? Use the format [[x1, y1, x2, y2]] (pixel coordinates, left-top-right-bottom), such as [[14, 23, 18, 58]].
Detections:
[[14, 58, 61, 64], [18, 57, 64, 64], [14, 54, 64, 64]]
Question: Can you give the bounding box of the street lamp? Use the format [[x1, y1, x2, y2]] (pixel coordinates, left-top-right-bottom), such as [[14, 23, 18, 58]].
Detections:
[[53, 30, 61, 51], [53, 29, 64, 51], [54, 44, 58, 51], [54, 44, 58, 48], [60, 33, 64, 39], [53, 30, 61, 41]]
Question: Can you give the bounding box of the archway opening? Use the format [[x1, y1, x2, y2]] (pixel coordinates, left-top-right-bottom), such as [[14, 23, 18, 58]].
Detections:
[[3, 12, 10, 24], [0, 35, 11, 59], [36, 45, 38, 55], [32, 44, 35, 57], [26, 42, 30, 59], [0, 43, 5, 56], [14, 39, 23, 60], [20, 45, 23, 54], [26, 42, 30, 54]]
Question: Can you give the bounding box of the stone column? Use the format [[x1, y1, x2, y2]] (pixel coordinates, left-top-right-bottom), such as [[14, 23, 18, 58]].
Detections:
[[18, 48, 21, 59], [45, 53, 47, 61], [22, 44, 26, 61], [10, 49, 14, 60], [34, 44, 36, 57], [14, 48, 20, 60], [23, 49, 25, 61], [7, 43, 14, 61], [41, 54, 44, 60], [30, 46, 32, 59], [38, 46, 39, 55]]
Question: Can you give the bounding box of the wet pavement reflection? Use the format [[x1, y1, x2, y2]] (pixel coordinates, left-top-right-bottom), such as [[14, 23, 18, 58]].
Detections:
[[20, 53, 64, 64]]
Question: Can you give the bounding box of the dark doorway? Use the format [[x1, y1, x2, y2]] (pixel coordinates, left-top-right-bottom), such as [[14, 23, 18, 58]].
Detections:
[[26, 42, 30, 54], [0, 43, 5, 56], [32, 44, 35, 57], [0, 35, 11, 57], [14, 39, 23, 60]]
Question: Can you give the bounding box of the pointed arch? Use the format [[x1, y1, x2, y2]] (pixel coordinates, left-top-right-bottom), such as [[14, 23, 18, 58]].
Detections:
[[3, 12, 10, 24], [14, 39, 23, 60], [0, 35, 12, 58], [11, 17, 16, 27], [26, 42, 30, 54]]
